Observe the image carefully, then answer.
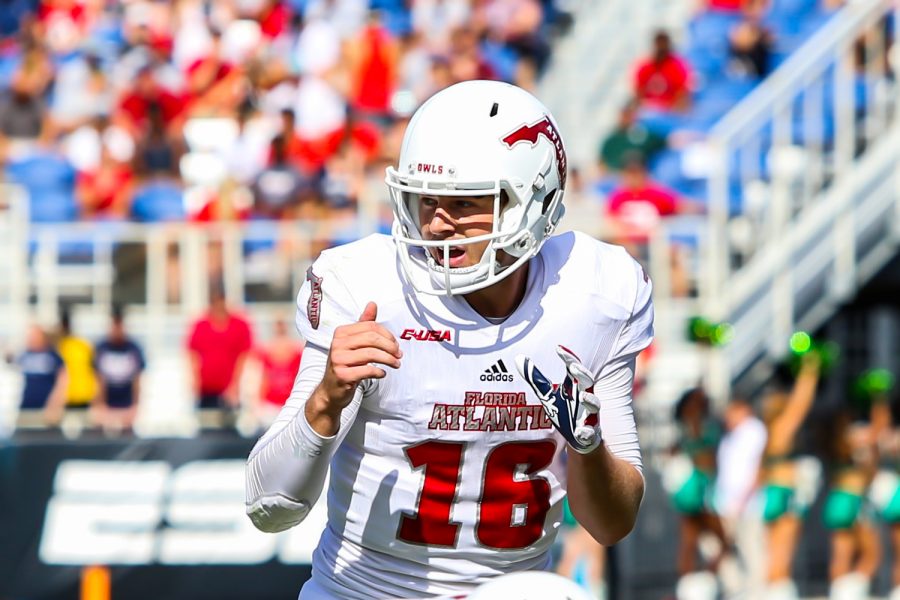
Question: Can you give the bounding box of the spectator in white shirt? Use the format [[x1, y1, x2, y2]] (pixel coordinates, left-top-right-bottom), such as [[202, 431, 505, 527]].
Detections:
[[716, 396, 767, 599]]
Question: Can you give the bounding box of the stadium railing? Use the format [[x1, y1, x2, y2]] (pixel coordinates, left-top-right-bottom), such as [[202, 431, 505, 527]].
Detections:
[[0, 186, 683, 436], [700, 0, 900, 399]]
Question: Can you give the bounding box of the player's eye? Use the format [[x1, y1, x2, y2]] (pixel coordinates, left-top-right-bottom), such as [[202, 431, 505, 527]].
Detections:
[[420, 197, 438, 208]]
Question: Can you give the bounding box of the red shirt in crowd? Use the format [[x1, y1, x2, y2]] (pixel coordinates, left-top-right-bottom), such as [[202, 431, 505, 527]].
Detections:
[[607, 182, 680, 242], [351, 24, 396, 115], [256, 345, 304, 406], [118, 87, 185, 130], [259, 1, 290, 39], [38, 1, 88, 32], [634, 55, 691, 111], [187, 312, 253, 395], [707, 0, 744, 10], [76, 163, 134, 216]]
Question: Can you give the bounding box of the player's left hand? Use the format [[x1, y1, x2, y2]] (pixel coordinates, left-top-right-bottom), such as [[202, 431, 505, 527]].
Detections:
[[515, 346, 601, 454]]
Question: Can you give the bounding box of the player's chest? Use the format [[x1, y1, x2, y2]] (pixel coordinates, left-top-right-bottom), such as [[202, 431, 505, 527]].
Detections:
[[368, 302, 618, 432]]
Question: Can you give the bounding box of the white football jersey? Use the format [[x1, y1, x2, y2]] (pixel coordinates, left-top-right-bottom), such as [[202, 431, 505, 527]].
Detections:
[[292, 231, 653, 599]]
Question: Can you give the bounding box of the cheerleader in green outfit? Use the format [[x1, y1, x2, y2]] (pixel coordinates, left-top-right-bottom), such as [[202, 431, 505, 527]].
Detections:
[[823, 404, 881, 599], [868, 391, 900, 599], [666, 387, 729, 596], [759, 353, 820, 599]]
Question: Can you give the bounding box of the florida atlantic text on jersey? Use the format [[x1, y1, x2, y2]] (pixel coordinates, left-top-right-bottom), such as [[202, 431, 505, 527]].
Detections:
[[247, 231, 653, 599]]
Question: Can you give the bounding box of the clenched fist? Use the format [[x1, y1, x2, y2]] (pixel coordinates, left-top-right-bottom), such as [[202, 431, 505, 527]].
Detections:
[[306, 302, 402, 436]]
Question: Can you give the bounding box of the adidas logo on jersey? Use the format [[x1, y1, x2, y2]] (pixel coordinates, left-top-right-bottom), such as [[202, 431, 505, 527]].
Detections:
[[480, 359, 513, 382]]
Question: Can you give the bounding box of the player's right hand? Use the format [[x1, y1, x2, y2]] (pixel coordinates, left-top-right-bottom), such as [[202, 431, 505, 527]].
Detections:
[[319, 302, 402, 411], [515, 346, 602, 455]]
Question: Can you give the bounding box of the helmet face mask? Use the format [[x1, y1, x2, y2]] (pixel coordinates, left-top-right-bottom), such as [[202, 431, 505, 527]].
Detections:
[[386, 80, 567, 296]]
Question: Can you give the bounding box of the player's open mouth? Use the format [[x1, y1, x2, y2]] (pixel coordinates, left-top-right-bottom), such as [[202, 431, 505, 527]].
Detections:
[[432, 246, 467, 267]]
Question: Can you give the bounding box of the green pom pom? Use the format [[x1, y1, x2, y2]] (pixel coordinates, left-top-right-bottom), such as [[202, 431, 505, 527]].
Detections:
[[857, 368, 894, 396], [789, 331, 812, 354], [687, 317, 733, 347]]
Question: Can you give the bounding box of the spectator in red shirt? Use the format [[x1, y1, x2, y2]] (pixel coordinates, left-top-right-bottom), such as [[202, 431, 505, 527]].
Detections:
[[257, 0, 291, 39], [186, 287, 254, 420], [706, 0, 744, 11], [116, 65, 185, 137], [607, 158, 682, 241], [348, 12, 399, 119], [76, 132, 136, 219], [253, 317, 304, 428], [706, 0, 769, 12], [183, 29, 245, 118], [633, 31, 692, 112], [606, 157, 700, 296]]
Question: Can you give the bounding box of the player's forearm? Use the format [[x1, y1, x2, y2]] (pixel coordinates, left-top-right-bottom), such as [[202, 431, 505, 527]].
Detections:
[[566, 445, 644, 546], [566, 354, 644, 545], [245, 345, 361, 533], [246, 401, 337, 532], [304, 385, 343, 437]]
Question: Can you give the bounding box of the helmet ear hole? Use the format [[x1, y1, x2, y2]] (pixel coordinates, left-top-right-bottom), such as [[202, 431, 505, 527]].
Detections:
[[541, 189, 558, 215]]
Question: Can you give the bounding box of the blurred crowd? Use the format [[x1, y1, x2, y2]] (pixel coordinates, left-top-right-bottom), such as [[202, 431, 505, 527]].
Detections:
[[0, 0, 569, 225], [592, 0, 859, 297], [11, 305, 147, 433], [9, 291, 304, 435]]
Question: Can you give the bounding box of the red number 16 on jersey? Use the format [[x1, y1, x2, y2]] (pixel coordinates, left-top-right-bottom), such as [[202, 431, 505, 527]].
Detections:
[[397, 440, 556, 549]]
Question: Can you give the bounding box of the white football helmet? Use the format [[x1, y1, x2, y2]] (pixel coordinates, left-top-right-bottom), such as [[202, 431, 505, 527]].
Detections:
[[386, 80, 568, 296]]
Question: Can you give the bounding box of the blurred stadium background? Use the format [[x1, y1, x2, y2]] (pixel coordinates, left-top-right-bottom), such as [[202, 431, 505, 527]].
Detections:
[[1, 0, 899, 598]]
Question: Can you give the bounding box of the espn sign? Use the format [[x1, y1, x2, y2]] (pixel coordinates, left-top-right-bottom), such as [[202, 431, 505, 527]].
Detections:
[[39, 460, 327, 566]]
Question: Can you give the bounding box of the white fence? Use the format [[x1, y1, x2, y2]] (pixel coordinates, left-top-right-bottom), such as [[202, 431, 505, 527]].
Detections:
[[699, 0, 900, 398], [0, 186, 690, 436]]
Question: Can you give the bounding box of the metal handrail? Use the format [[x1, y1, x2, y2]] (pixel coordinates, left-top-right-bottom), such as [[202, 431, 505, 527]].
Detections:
[[710, 0, 889, 141], [698, 0, 900, 400]]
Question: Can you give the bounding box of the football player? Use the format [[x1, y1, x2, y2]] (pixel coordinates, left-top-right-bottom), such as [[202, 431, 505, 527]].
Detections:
[[245, 80, 653, 599]]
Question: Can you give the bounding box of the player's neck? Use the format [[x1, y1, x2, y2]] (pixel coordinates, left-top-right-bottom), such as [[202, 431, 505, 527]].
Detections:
[[462, 263, 529, 321]]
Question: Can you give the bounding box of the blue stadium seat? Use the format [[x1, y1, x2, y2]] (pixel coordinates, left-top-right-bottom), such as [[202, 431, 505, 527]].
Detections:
[[688, 11, 741, 56], [243, 218, 278, 255], [5, 153, 76, 194], [0, 54, 20, 88], [481, 41, 519, 83], [650, 149, 685, 186], [369, 0, 411, 36], [6, 153, 79, 223], [769, 0, 819, 19], [27, 190, 78, 223], [131, 181, 186, 222], [683, 46, 728, 85], [592, 176, 619, 200], [0, 0, 36, 36], [690, 77, 757, 124], [287, 0, 308, 14], [637, 108, 686, 137]]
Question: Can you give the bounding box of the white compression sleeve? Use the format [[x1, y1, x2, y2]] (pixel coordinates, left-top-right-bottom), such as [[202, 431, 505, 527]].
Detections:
[[593, 356, 643, 474], [245, 343, 363, 533]]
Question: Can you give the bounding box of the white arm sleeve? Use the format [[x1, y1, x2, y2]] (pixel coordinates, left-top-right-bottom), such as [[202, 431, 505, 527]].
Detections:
[[244, 342, 363, 533], [594, 357, 643, 474], [592, 257, 654, 475], [245, 249, 363, 533]]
